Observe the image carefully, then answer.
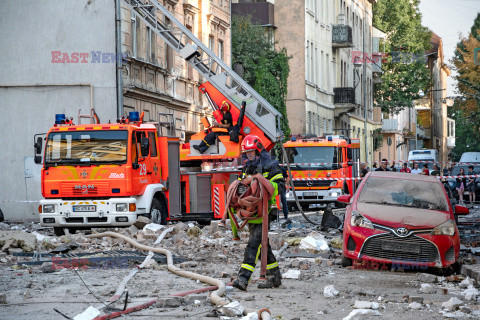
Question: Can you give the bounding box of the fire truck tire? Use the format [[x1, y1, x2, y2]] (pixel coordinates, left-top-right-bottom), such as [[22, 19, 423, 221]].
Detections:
[[53, 227, 76, 236], [149, 198, 168, 225]]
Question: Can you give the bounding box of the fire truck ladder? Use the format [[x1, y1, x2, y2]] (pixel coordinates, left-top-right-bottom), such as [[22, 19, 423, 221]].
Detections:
[[123, 0, 282, 142]]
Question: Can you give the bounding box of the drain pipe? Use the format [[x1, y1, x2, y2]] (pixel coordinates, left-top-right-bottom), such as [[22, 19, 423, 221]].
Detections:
[[115, 0, 124, 118], [87, 232, 228, 306]]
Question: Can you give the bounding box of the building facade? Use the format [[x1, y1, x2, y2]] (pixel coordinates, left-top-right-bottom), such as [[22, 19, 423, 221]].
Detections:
[[120, 0, 231, 142], [0, 0, 231, 221]]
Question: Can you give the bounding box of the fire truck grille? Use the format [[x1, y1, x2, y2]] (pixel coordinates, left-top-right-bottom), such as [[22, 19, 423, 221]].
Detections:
[[360, 233, 439, 263], [61, 182, 110, 197], [293, 180, 335, 188]]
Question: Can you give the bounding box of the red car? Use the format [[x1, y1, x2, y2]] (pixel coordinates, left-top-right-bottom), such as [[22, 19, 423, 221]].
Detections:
[[339, 171, 469, 269]]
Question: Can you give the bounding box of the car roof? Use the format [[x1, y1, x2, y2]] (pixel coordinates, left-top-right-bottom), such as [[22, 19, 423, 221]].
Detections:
[[368, 171, 441, 183]]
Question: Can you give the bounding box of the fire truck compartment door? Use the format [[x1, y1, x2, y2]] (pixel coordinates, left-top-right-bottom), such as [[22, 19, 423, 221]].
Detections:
[[189, 175, 212, 213]]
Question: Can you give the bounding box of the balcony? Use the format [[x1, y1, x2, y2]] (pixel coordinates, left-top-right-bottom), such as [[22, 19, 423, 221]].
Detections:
[[333, 87, 355, 104], [332, 25, 353, 48], [231, 2, 275, 26], [382, 119, 400, 133]]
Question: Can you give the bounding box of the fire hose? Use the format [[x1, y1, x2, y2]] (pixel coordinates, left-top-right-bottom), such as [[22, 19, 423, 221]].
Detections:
[[223, 173, 274, 278], [86, 232, 228, 306]]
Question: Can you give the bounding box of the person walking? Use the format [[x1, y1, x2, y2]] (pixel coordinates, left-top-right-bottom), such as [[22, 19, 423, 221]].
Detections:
[[230, 134, 285, 291], [375, 159, 390, 172], [466, 166, 477, 205], [411, 162, 422, 174], [456, 168, 467, 205], [400, 162, 411, 173]]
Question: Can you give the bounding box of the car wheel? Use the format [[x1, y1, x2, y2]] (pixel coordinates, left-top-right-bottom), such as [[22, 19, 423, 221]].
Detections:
[[149, 198, 168, 225], [341, 255, 352, 267]]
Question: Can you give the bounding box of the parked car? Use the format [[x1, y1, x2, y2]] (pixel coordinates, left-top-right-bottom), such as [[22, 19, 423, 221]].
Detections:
[[339, 171, 469, 270], [459, 152, 480, 164]]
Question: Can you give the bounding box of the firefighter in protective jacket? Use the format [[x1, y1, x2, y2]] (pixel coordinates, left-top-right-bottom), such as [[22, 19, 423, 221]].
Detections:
[[193, 101, 233, 154], [232, 134, 285, 290]]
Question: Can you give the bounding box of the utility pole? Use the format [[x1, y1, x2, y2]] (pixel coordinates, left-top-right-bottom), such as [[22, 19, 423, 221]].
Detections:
[[362, 0, 369, 164]]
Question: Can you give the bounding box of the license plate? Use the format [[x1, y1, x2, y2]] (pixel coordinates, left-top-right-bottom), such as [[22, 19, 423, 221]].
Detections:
[[73, 205, 96, 212], [381, 240, 420, 253], [304, 192, 318, 196]]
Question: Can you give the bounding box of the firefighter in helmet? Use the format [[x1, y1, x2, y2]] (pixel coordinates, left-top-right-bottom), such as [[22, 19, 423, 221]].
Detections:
[[232, 134, 285, 290], [193, 101, 233, 154]]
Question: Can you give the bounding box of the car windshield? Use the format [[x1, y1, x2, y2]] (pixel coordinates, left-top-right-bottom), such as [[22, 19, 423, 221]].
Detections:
[[45, 130, 128, 164], [358, 177, 449, 211], [283, 146, 338, 170]]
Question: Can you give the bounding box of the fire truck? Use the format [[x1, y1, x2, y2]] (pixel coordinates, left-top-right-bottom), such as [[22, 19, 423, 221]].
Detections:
[[34, 0, 282, 235], [282, 136, 360, 211]]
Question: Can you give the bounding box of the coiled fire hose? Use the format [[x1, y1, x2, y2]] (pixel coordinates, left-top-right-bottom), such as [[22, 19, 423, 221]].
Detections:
[[280, 143, 321, 225], [86, 232, 228, 306]]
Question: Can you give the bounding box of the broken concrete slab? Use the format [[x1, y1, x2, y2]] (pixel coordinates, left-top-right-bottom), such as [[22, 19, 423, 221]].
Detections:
[[417, 273, 437, 283], [282, 269, 301, 279], [462, 286, 479, 301], [323, 285, 339, 298], [420, 283, 435, 294], [220, 301, 245, 317], [353, 300, 380, 309], [157, 296, 184, 308], [133, 216, 151, 229], [343, 309, 381, 320], [408, 302, 422, 310], [0, 230, 36, 252]]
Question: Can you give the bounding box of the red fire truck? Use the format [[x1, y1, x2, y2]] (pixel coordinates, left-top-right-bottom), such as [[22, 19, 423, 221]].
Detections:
[[283, 136, 360, 210], [35, 0, 282, 235]]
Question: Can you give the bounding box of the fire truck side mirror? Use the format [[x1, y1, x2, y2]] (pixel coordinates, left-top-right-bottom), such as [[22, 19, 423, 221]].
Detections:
[[140, 137, 150, 157], [34, 155, 42, 164], [34, 137, 43, 154], [346, 148, 353, 161]]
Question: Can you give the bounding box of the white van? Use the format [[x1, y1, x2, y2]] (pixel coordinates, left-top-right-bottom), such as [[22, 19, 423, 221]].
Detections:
[[459, 152, 480, 164], [408, 149, 438, 170]]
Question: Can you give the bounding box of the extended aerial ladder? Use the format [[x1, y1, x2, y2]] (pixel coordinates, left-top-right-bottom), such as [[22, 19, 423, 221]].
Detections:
[[123, 0, 282, 160]]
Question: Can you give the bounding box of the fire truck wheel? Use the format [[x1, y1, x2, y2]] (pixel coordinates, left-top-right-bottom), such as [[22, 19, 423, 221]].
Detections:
[[53, 227, 76, 236], [150, 198, 167, 225]]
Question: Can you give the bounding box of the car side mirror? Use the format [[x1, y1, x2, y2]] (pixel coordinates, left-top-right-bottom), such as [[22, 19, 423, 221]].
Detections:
[[34, 137, 43, 154], [337, 195, 351, 203], [455, 205, 470, 215], [140, 137, 150, 157]]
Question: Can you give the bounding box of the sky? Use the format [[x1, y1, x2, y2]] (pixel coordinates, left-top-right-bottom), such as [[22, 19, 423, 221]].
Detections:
[[418, 0, 480, 96]]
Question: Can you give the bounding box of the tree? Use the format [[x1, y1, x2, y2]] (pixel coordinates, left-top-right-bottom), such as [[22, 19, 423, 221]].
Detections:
[[450, 13, 480, 161], [231, 15, 291, 138], [373, 0, 432, 114]]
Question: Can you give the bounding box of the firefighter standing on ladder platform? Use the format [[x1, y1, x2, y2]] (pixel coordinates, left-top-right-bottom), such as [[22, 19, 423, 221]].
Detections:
[[232, 134, 285, 290], [193, 101, 233, 154]]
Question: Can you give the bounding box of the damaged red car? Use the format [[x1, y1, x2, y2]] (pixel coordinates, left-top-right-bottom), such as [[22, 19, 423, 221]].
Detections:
[[339, 171, 469, 269]]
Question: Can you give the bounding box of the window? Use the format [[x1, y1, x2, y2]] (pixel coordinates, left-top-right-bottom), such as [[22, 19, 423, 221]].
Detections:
[[306, 41, 310, 81], [131, 13, 137, 58], [326, 54, 330, 91], [311, 45, 315, 84], [136, 16, 141, 59], [218, 40, 224, 60], [321, 51, 324, 88], [148, 132, 157, 157], [209, 36, 215, 52]]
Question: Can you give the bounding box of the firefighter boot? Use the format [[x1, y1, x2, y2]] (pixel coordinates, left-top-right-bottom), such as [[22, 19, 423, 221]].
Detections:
[[233, 267, 252, 291], [192, 143, 208, 154], [257, 267, 282, 289], [232, 277, 248, 291]]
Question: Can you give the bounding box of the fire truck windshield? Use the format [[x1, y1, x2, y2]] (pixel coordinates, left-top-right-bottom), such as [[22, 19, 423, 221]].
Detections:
[[284, 146, 338, 169], [45, 130, 128, 165]]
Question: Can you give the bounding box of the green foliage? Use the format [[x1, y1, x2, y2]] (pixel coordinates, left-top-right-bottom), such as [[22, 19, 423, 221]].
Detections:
[[372, 128, 383, 151], [373, 0, 432, 114], [450, 13, 480, 161], [231, 15, 291, 138]]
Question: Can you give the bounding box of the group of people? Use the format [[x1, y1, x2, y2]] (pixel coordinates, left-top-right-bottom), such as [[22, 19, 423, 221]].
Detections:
[[360, 159, 441, 177], [454, 166, 477, 205]]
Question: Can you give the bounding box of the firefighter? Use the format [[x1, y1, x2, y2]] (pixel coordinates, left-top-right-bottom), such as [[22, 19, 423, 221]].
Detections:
[[232, 134, 285, 291], [193, 101, 233, 154]]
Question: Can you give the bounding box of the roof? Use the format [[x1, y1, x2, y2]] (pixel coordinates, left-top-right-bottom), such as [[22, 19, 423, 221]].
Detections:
[[426, 32, 442, 56], [368, 171, 441, 183]]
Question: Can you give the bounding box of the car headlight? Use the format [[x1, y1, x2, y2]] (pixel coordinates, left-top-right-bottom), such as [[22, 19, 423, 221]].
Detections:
[[330, 180, 337, 187], [42, 204, 55, 213], [431, 220, 456, 236], [116, 203, 128, 212], [350, 210, 374, 229]]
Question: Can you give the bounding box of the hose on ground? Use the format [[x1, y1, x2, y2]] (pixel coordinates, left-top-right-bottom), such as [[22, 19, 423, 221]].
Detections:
[[280, 143, 321, 225], [86, 232, 228, 306]]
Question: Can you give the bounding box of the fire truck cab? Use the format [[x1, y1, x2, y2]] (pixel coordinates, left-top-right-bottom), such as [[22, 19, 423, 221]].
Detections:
[[282, 136, 360, 210]]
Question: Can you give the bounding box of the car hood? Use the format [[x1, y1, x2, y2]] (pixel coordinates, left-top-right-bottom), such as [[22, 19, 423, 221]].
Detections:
[[356, 203, 450, 228]]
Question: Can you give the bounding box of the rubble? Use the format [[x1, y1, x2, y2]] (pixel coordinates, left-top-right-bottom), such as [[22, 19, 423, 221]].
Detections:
[[442, 297, 464, 311], [299, 232, 329, 253], [343, 309, 382, 320], [408, 302, 423, 310], [323, 285, 339, 298], [417, 273, 437, 283], [283, 269, 301, 279], [133, 216, 152, 229], [462, 285, 479, 301], [352, 300, 380, 309], [0, 230, 36, 252], [420, 283, 435, 294], [220, 301, 245, 317]]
